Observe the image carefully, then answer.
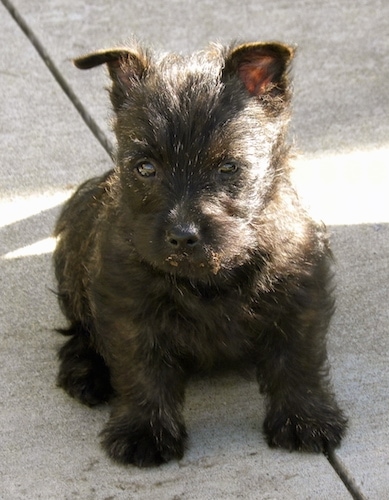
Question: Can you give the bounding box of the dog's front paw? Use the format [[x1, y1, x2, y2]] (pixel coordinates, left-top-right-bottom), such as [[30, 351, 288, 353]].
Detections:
[[264, 404, 347, 453], [100, 416, 187, 466]]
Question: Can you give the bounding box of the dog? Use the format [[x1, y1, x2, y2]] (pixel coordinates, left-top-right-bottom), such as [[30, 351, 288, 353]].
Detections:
[[54, 40, 347, 466]]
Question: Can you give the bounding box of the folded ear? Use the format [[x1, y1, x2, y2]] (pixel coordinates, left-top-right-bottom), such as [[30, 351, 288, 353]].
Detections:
[[74, 48, 149, 110], [223, 42, 295, 103]]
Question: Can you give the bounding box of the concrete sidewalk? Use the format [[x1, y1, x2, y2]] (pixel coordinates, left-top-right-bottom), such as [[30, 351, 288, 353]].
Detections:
[[1, 0, 388, 498]]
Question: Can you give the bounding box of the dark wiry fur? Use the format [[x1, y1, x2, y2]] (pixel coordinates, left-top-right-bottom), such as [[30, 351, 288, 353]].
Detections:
[[54, 41, 347, 466]]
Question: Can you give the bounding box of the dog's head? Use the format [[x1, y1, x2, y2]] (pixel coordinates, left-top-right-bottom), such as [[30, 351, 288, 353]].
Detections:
[[75, 42, 294, 281]]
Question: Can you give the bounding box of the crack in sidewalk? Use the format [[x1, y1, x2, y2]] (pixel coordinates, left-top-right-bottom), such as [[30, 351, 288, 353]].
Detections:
[[1, 0, 114, 159], [325, 448, 367, 500]]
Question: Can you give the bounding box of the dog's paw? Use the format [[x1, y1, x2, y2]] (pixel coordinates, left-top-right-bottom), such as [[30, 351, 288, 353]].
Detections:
[[263, 404, 347, 452], [100, 417, 187, 466]]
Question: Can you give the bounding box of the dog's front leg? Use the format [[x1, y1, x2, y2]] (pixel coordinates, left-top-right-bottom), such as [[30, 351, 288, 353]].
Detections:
[[255, 305, 347, 453], [99, 323, 188, 466]]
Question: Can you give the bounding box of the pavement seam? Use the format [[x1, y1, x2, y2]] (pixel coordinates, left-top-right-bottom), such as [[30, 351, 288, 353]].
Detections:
[[325, 449, 367, 500], [1, 0, 114, 159]]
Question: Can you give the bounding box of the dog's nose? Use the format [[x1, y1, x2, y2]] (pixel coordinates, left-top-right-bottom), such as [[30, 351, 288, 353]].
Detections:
[[166, 225, 200, 249]]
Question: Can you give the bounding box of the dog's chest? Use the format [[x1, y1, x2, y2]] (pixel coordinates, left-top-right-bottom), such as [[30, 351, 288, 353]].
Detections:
[[152, 283, 257, 364]]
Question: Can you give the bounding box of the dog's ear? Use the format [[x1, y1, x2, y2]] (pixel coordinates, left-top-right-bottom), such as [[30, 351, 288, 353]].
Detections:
[[74, 48, 149, 110], [223, 42, 294, 102]]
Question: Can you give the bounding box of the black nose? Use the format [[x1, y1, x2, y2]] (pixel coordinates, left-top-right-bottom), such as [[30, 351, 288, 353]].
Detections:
[[167, 225, 200, 249]]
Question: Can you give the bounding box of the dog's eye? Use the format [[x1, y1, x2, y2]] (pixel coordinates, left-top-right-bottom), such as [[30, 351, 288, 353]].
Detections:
[[218, 162, 238, 175], [135, 162, 157, 178]]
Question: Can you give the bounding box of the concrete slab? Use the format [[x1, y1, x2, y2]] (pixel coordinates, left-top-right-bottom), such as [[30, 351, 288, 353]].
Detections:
[[1, 0, 388, 498]]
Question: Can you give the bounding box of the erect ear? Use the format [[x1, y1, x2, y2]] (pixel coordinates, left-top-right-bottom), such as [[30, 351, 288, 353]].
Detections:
[[73, 48, 149, 110], [223, 42, 295, 101]]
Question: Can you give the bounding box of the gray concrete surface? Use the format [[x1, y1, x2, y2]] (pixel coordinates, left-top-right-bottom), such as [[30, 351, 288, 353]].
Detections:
[[0, 0, 388, 498]]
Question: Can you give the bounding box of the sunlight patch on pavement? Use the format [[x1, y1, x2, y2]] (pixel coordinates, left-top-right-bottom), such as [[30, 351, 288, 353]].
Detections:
[[2, 237, 57, 260], [0, 191, 71, 228], [0, 190, 70, 260], [291, 147, 389, 225]]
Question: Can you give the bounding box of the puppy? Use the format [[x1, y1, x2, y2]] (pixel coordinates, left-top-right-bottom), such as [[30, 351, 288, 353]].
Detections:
[[54, 41, 347, 466]]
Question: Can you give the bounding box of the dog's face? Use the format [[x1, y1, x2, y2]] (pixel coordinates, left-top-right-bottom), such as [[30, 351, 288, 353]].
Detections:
[[75, 43, 293, 281]]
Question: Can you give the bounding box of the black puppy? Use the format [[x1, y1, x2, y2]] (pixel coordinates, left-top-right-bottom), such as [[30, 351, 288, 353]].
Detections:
[[54, 41, 347, 466]]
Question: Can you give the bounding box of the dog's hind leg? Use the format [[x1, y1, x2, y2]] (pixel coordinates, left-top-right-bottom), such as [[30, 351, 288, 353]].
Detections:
[[57, 323, 113, 406]]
